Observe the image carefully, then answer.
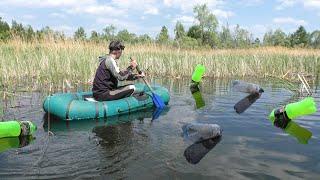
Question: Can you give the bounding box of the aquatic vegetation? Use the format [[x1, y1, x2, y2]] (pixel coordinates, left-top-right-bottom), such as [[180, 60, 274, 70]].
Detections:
[[1, 40, 320, 90]]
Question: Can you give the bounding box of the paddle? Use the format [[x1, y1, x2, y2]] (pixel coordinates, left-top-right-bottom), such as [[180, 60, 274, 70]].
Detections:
[[134, 64, 165, 109]]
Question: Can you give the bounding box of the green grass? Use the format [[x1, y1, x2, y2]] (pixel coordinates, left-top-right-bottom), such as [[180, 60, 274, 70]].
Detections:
[[1, 40, 320, 91]]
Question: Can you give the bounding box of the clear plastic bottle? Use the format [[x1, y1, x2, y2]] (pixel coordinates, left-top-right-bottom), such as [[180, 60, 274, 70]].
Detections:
[[232, 80, 264, 94], [182, 123, 222, 143]]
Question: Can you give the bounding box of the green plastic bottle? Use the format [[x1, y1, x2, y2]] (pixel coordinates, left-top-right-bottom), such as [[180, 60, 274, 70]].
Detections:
[[191, 64, 205, 83], [0, 121, 37, 138], [269, 97, 317, 123]]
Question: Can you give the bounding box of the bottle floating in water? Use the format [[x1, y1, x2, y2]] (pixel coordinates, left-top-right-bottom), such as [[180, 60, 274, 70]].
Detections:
[[232, 80, 264, 94], [0, 121, 37, 138], [191, 64, 206, 83], [269, 97, 317, 128], [190, 84, 205, 109], [184, 136, 221, 164], [182, 123, 222, 143]]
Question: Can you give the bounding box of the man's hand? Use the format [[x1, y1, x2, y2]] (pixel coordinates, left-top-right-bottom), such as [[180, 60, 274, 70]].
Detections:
[[130, 57, 138, 69], [135, 71, 145, 78]]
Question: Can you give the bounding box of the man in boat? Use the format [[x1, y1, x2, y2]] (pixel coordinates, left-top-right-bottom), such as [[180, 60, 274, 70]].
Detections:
[[92, 40, 145, 101]]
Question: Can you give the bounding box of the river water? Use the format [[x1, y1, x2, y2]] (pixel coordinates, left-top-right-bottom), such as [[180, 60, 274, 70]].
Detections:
[[0, 78, 319, 179]]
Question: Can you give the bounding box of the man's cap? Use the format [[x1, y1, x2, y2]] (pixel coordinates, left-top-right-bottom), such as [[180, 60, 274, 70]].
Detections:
[[109, 41, 125, 51]]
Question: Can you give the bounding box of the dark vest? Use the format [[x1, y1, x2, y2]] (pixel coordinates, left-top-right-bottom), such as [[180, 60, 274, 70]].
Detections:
[[92, 57, 118, 96]]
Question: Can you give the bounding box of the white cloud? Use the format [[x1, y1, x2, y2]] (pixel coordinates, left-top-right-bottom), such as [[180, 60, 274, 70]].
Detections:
[[276, 0, 320, 10], [163, 0, 224, 13], [0, 0, 96, 8], [49, 13, 66, 18], [172, 15, 195, 26], [303, 0, 320, 9], [273, 17, 307, 26], [67, 5, 124, 16], [275, 0, 298, 10], [239, 0, 264, 6], [22, 14, 35, 20], [144, 7, 159, 15], [212, 9, 234, 19]]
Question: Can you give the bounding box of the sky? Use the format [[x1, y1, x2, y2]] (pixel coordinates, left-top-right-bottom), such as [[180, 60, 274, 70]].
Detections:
[[0, 0, 319, 39]]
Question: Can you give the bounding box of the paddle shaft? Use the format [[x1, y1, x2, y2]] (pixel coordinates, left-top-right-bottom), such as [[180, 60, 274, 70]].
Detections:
[[136, 66, 155, 93]]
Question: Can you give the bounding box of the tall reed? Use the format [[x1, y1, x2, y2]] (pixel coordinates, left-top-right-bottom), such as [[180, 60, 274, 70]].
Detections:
[[1, 40, 319, 90]]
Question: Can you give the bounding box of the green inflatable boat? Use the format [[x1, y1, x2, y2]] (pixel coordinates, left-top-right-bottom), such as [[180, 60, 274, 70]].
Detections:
[[43, 83, 170, 121]]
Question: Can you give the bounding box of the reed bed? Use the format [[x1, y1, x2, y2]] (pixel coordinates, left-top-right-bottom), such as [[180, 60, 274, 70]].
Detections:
[[1, 40, 319, 91]]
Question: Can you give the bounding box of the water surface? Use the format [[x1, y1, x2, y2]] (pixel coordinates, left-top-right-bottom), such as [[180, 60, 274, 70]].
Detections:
[[0, 78, 319, 179]]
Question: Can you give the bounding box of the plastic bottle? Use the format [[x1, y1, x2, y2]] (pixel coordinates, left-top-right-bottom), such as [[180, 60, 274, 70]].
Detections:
[[269, 97, 317, 125], [182, 123, 222, 143], [232, 80, 264, 94], [0, 121, 37, 138], [191, 64, 205, 83]]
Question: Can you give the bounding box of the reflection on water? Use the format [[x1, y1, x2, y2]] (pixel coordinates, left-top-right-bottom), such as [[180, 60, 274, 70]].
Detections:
[[0, 136, 34, 153], [234, 93, 261, 114], [0, 78, 319, 179], [184, 136, 221, 165], [42, 108, 169, 132], [275, 120, 312, 144], [190, 83, 205, 109]]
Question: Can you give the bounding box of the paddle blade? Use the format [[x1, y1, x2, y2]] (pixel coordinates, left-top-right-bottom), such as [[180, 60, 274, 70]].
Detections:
[[152, 108, 164, 120], [151, 93, 166, 109]]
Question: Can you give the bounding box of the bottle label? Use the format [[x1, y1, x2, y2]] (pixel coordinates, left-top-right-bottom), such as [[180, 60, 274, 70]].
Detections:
[[19, 121, 31, 136], [274, 106, 291, 129]]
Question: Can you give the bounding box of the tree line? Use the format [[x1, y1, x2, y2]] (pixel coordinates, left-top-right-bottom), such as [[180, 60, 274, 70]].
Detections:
[[0, 4, 319, 49]]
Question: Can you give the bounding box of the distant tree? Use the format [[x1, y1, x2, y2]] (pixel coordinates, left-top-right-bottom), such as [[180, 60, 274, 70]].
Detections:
[[193, 4, 218, 46], [0, 17, 10, 41], [117, 29, 136, 42], [187, 25, 202, 40], [90, 30, 99, 43], [255, 38, 261, 44], [272, 29, 288, 46], [263, 30, 273, 46], [103, 25, 116, 41], [290, 26, 308, 47], [137, 34, 152, 43], [156, 26, 169, 44], [203, 31, 220, 48], [24, 25, 34, 42], [233, 24, 251, 48], [11, 20, 24, 39], [219, 25, 233, 48], [180, 36, 199, 49], [309, 30, 320, 48], [174, 21, 186, 41], [74, 27, 86, 41]]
